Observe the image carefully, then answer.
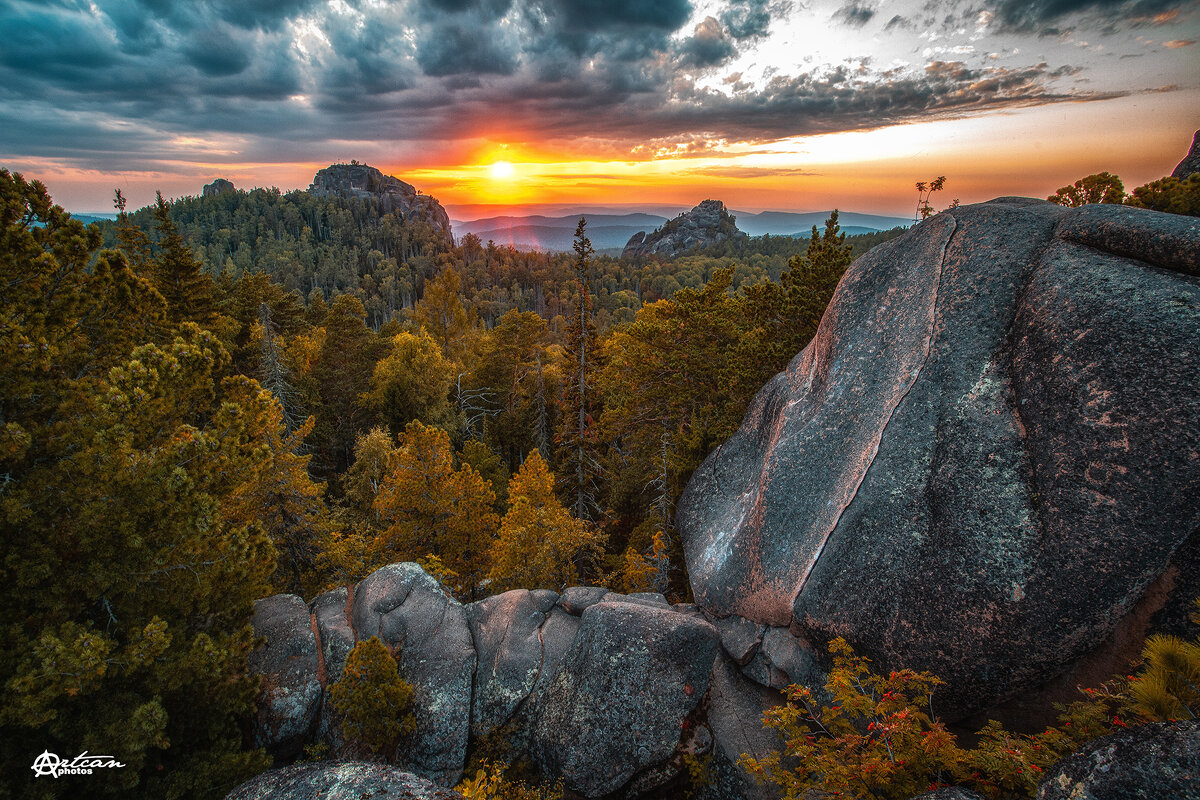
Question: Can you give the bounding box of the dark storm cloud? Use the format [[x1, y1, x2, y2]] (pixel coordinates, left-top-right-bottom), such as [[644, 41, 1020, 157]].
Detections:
[[980, 0, 1197, 30], [675, 17, 738, 68], [720, 0, 774, 38], [182, 23, 255, 76], [417, 23, 519, 75], [0, 0, 1134, 175], [832, 2, 876, 27]]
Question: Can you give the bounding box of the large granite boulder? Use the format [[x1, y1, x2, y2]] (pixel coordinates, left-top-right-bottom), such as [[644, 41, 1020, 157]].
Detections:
[[309, 163, 452, 242], [225, 761, 460, 800], [352, 563, 475, 785], [1172, 129, 1200, 178], [678, 198, 1200, 717], [248, 594, 322, 760], [623, 199, 747, 258], [532, 601, 720, 797], [467, 589, 549, 740], [1035, 720, 1200, 799]]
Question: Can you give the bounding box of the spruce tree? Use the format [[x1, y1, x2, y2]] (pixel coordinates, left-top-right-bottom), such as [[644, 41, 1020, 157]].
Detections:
[[557, 218, 601, 521], [151, 191, 216, 326]]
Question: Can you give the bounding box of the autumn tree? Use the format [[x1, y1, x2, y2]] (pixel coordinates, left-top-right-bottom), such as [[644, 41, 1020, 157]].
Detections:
[[413, 265, 475, 364], [373, 421, 499, 598], [1047, 172, 1126, 206], [557, 218, 602, 521], [366, 329, 455, 435], [488, 452, 605, 593]]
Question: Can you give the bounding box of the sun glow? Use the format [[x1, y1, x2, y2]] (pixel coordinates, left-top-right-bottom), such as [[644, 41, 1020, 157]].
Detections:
[[490, 160, 515, 179]]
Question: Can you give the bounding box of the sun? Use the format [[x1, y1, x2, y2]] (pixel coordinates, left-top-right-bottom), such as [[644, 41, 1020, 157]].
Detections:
[[490, 160, 515, 180]]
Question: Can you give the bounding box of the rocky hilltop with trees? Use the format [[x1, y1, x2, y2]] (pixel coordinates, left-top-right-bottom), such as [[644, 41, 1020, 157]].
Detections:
[[622, 199, 748, 258], [309, 162, 452, 242]]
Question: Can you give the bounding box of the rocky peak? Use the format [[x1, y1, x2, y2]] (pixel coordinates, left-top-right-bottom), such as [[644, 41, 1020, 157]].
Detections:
[[1171, 129, 1200, 178], [308, 162, 453, 242], [202, 178, 235, 197], [622, 198, 746, 259]]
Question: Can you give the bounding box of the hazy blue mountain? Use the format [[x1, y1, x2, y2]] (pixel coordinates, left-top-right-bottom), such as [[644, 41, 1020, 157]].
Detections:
[[733, 210, 912, 235], [453, 207, 911, 252], [468, 223, 657, 252]]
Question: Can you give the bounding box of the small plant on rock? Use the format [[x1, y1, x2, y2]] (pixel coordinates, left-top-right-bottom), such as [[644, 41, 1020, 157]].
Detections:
[[328, 636, 416, 758], [741, 637, 1133, 800]]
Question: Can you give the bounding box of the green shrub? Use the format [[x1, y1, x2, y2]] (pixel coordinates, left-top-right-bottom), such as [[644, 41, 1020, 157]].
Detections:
[[328, 637, 415, 757]]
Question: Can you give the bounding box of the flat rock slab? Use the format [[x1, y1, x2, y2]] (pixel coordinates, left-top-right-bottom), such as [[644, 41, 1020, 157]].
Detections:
[[1036, 720, 1200, 799], [679, 199, 1200, 717], [249, 594, 322, 760], [225, 761, 460, 800], [352, 563, 475, 786], [532, 601, 719, 797]]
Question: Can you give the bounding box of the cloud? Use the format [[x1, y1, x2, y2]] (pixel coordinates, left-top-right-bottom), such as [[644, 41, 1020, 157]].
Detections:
[[676, 17, 737, 68], [720, 0, 774, 38], [883, 13, 917, 31], [0, 0, 1137, 181], [980, 0, 1198, 31], [832, 2, 876, 27]]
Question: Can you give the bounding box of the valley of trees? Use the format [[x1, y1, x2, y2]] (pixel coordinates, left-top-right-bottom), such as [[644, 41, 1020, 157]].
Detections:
[[3, 161, 1196, 798]]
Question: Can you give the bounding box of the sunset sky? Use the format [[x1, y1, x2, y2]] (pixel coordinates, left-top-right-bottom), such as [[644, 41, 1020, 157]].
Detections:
[[1, 0, 1197, 217]]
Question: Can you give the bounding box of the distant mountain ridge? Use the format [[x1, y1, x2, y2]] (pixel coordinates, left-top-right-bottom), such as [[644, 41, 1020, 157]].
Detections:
[[454, 206, 911, 252]]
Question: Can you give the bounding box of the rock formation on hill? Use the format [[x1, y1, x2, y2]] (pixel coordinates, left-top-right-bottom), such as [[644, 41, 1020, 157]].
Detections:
[[1172, 129, 1200, 178], [239, 197, 1200, 800], [623, 199, 747, 258], [202, 178, 235, 197], [679, 198, 1200, 719], [308, 162, 453, 242]]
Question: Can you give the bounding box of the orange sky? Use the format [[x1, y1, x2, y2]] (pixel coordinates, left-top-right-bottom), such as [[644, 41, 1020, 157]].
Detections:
[[34, 90, 1196, 218]]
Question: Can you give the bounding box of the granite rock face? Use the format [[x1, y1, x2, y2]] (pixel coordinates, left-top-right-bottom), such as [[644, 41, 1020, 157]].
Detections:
[[1035, 721, 1200, 800], [248, 594, 322, 760], [250, 568, 721, 797], [531, 601, 720, 797], [623, 199, 747, 258], [309, 163, 452, 242], [225, 761, 460, 800], [678, 198, 1200, 717], [351, 563, 475, 785], [1172, 129, 1200, 178]]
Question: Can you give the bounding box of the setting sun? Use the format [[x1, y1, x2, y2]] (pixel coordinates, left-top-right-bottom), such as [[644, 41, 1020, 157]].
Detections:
[[490, 160, 515, 180]]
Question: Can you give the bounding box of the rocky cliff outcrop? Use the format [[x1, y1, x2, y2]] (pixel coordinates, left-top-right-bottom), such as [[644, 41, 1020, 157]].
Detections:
[[247, 567, 743, 796], [1172, 129, 1200, 178], [309, 163, 452, 242], [678, 198, 1200, 719], [623, 199, 747, 258], [203, 178, 236, 197]]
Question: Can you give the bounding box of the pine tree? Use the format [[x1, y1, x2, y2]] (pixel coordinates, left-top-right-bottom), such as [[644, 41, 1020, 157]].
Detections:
[[557, 218, 601, 521], [373, 421, 499, 598], [151, 191, 216, 326]]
